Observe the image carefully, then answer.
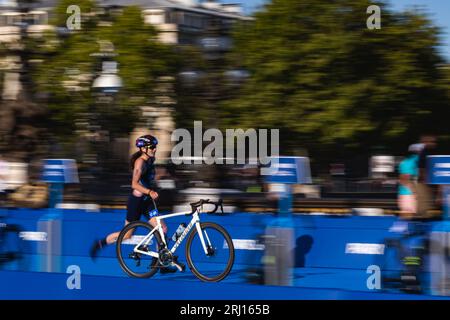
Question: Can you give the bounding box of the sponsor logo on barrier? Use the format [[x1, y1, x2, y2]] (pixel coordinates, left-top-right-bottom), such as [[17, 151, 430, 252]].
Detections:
[[389, 221, 409, 233], [345, 243, 385, 255], [44, 164, 66, 170], [19, 231, 48, 242], [224, 239, 265, 250]]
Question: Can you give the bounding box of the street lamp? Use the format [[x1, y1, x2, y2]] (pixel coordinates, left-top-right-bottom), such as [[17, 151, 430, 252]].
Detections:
[[92, 61, 122, 94], [91, 41, 122, 94], [84, 42, 122, 172]]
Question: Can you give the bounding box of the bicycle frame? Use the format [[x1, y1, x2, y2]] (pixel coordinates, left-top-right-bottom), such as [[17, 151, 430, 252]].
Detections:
[[132, 208, 211, 258]]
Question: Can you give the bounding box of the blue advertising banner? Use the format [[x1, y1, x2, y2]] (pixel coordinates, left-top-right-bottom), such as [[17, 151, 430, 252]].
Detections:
[[41, 159, 79, 184], [427, 156, 450, 185], [265, 157, 312, 184]]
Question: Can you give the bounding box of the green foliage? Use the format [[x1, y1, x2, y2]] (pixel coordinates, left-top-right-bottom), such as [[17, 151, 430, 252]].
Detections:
[[30, 1, 175, 139], [223, 0, 450, 159], [172, 45, 211, 129]]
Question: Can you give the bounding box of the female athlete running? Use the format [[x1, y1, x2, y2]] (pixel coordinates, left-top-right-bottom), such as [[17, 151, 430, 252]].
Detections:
[[90, 135, 176, 273]]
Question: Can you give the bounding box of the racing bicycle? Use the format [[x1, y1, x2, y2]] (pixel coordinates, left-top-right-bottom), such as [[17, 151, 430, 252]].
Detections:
[[116, 199, 235, 282]]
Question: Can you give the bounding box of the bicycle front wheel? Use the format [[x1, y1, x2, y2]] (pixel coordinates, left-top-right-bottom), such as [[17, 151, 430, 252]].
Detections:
[[185, 222, 234, 282], [116, 221, 161, 278]]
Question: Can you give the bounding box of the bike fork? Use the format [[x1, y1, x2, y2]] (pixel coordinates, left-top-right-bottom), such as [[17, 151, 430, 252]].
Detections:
[[195, 222, 211, 255]]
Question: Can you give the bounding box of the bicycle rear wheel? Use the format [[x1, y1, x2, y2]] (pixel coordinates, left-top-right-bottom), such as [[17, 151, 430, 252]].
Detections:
[[185, 222, 234, 282], [116, 221, 161, 278]]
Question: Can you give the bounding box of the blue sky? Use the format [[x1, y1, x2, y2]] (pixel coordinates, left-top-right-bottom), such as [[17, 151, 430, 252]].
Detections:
[[389, 0, 450, 60], [220, 0, 450, 61]]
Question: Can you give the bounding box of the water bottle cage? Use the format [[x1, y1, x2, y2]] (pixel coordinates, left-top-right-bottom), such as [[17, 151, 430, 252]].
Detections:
[[172, 224, 186, 242]]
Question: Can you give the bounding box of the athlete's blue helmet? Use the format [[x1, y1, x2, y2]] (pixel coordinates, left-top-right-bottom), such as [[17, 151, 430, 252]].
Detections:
[[136, 135, 158, 149]]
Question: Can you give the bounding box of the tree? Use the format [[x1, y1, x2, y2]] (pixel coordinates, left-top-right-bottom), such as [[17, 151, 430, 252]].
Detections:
[[223, 0, 450, 170], [173, 45, 210, 129], [29, 1, 176, 155], [0, 0, 48, 161]]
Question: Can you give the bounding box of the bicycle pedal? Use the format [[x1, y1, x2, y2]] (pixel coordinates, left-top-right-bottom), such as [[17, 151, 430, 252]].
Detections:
[[160, 265, 178, 274], [171, 261, 186, 272]]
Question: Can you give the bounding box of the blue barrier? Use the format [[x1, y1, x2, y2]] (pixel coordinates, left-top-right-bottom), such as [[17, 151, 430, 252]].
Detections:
[[2, 208, 444, 296], [2, 208, 402, 271], [3, 210, 400, 265]]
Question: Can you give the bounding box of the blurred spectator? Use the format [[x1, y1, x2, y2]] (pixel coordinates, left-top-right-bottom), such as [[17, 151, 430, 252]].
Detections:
[[417, 134, 438, 218], [397, 144, 423, 219], [9, 183, 48, 208], [0, 156, 49, 208]]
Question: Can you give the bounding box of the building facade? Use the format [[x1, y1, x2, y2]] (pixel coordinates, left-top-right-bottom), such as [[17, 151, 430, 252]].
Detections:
[[0, 0, 251, 162]]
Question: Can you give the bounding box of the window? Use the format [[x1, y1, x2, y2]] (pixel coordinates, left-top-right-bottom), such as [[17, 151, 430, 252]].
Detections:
[[0, 15, 6, 26], [0, 13, 21, 26], [183, 14, 204, 29], [185, 14, 192, 26], [176, 11, 185, 25], [29, 12, 48, 25], [144, 10, 165, 25]]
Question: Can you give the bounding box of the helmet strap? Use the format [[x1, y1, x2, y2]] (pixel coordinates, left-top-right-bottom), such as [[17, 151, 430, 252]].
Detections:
[[139, 147, 149, 158]]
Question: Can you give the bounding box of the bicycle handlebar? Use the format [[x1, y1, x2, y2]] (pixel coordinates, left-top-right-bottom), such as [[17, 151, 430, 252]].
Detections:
[[189, 199, 224, 215]]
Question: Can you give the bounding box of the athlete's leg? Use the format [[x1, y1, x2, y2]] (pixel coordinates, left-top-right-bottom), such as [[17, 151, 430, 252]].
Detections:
[[148, 217, 178, 273], [398, 195, 417, 219], [105, 220, 131, 244], [145, 198, 168, 241], [140, 197, 178, 273], [90, 195, 142, 259], [149, 217, 168, 234]]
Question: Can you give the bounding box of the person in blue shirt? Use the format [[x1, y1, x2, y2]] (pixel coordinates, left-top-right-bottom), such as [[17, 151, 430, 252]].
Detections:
[[397, 144, 424, 218]]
